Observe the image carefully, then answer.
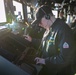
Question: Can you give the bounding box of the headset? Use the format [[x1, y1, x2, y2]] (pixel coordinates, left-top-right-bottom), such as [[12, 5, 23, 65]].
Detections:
[[41, 8, 50, 20]]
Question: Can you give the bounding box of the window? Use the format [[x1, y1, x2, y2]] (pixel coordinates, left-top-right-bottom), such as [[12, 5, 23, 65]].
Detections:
[[0, 0, 7, 23], [13, 0, 24, 19], [27, 6, 32, 19]]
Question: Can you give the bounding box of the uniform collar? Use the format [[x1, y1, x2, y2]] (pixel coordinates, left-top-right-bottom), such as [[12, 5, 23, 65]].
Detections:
[[51, 18, 60, 28]]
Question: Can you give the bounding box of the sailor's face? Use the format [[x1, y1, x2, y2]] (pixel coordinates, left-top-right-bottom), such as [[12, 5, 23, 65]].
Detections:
[[39, 17, 48, 29]]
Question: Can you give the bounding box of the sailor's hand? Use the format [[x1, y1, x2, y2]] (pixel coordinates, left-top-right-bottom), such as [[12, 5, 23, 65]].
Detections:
[[23, 35, 32, 42], [34, 57, 45, 65]]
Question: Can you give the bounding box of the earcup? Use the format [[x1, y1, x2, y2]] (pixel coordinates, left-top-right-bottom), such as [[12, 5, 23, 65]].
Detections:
[[45, 14, 50, 20]]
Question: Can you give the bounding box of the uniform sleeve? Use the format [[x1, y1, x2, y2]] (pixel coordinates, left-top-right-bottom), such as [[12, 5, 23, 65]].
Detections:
[[45, 27, 75, 66]]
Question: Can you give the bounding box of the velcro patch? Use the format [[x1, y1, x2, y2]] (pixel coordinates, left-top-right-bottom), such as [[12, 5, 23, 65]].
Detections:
[[63, 42, 69, 48]]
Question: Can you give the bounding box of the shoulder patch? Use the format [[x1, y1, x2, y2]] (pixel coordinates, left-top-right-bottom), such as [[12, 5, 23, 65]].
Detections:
[[63, 42, 69, 48]]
